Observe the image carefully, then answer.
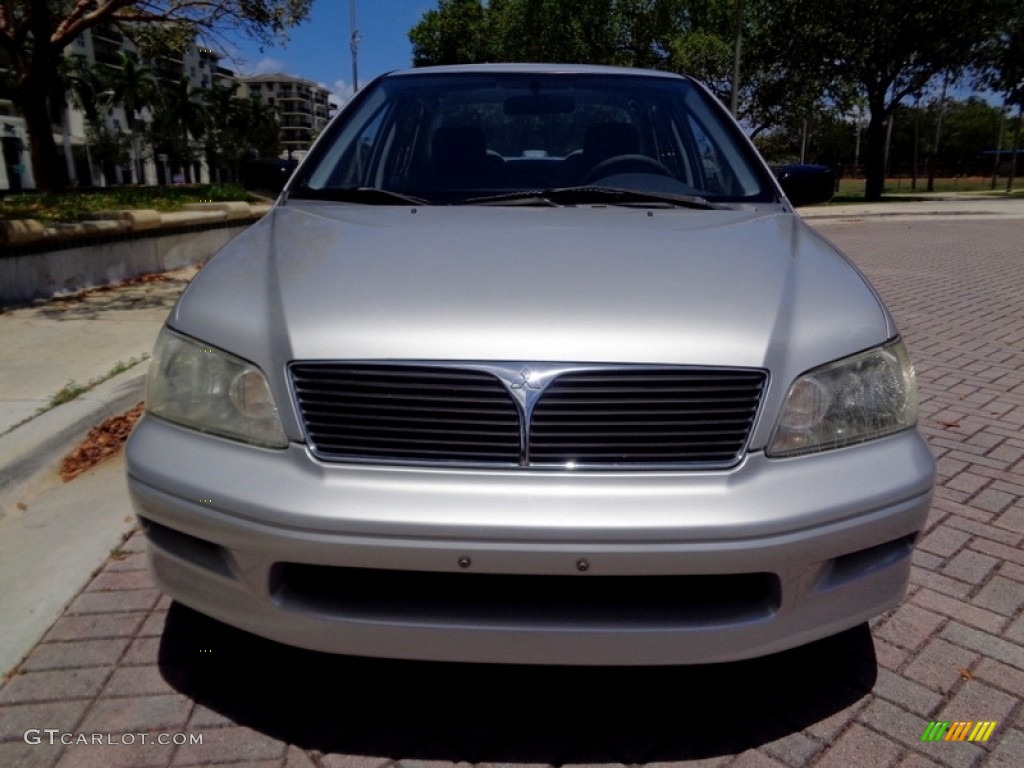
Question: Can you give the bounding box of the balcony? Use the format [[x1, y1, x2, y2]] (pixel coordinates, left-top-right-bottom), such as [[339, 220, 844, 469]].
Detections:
[[155, 64, 183, 81], [92, 26, 123, 44], [93, 47, 122, 67]]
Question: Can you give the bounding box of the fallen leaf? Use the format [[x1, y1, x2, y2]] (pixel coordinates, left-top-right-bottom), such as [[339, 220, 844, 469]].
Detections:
[[937, 420, 960, 429], [957, 668, 973, 680], [16, 501, 27, 511], [60, 402, 145, 481]]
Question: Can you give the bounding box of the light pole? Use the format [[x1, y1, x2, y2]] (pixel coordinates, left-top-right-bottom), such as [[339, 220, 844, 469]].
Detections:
[[991, 100, 1007, 190], [84, 89, 116, 187], [927, 74, 949, 192], [883, 114, 895, 190], [349, 0, 360, 93], [730, 0, 743, 118], [1008, 103, 1022, 194], [61, 104, 78, 187]]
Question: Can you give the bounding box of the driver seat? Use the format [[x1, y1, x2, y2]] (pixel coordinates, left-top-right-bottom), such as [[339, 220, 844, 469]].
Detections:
[[566, 122, 642, 184]]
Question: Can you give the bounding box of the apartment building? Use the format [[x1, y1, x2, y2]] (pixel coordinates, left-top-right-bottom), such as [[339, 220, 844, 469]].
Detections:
[[239, 74, 333, 158], [65, 25, 241, 186], [1, 99, 33, 193], [1, 23, 336, 191]]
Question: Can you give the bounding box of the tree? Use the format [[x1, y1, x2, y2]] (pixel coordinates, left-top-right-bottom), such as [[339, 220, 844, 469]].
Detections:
[[60, 56, 119, 185], [237, 97, 281, 159], [977, 3, 1023, 190], [750, 0, 1008, 200], [0, 0, 311, 193], [407, 1, 836, 138], [148, 75, 207, 183], [409, 0, 491, 66], [754, 110, 854, 168], [936, 98, 1007, 177], [487, 0, 619, 64], [201, 82, 240, 182], [408, 0, 1020, 189], [104, 51, 158, 184], [201, 84, 280, 182]]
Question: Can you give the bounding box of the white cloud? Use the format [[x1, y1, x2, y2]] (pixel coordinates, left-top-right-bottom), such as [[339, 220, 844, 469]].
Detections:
[[252, 56, 286, 75], [331, 78, 356, 110]]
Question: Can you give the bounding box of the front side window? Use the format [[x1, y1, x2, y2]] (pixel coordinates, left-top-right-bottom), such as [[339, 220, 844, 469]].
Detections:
[[292, 71, 775, 204]]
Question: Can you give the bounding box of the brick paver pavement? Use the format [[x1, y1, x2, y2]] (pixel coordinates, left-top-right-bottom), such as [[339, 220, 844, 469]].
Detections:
[[1, 216, 1022, 767]]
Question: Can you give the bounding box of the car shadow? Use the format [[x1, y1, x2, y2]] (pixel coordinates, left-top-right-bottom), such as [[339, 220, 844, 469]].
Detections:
[[158, 602, 876, 761]]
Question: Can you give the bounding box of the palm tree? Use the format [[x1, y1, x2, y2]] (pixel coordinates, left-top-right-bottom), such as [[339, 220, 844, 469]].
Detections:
[[62, 58, 125, 185], [200, 82, 240, 182], [238, 96, 282, 159], [205, 92, 283, 182], [105, 52, 158, 184], [149, 75, 208, 183]]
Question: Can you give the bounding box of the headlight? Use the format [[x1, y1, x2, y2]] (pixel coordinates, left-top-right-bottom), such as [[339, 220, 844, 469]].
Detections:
[[767, 338, 917, 457], [147, 328, 288, 448]]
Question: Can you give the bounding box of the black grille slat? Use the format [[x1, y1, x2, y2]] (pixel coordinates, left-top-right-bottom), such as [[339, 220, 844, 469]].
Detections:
[[291, 363, 765, 468], [303, 406, 515, 421]]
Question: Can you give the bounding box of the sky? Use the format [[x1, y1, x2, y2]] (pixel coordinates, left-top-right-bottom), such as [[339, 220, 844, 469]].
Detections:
[[220, 1, 433, 107]]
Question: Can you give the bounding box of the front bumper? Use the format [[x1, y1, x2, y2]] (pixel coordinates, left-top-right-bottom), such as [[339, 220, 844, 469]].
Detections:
[[126, 415, 934, 665]]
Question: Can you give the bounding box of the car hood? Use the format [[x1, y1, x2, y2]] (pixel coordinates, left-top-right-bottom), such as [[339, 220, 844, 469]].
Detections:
[[171, 201, 891, 438]]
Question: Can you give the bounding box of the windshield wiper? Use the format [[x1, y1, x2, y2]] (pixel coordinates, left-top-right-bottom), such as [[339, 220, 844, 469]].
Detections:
[[289, 187, 429, 205], [465, 186, 719, 210]]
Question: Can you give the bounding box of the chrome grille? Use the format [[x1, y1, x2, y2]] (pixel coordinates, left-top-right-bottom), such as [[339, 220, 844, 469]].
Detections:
[[291, 363, 766, 468]]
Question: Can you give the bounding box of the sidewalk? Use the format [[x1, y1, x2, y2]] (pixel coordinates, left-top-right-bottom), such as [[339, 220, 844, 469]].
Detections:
[[799, 193, 1024, 221], [0, 267, 199, 682], [0, 267, 198, 499]]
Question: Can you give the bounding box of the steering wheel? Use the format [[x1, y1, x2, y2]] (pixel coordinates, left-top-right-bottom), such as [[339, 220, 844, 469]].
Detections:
[[582, 154, 674, 185]]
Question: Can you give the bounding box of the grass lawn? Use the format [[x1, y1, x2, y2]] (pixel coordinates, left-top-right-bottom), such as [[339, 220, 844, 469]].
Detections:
[[835, 175, 1023, 201], [0, 184, 258, 223]]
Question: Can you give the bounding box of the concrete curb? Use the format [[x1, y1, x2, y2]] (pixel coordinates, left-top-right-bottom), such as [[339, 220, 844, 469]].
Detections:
[[0, 364, 148, 516], [1, 202, 273, 249]]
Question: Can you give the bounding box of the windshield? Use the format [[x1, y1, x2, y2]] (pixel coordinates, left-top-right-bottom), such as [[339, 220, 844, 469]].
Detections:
[[291, 70, 776, 205]]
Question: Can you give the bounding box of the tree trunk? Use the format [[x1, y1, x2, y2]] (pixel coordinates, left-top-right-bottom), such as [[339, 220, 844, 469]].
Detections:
[[20, 1, 66, 194], [1007, 103, 1022, 193], [863, 102, 889, 201], [19, 84, 65, 193]]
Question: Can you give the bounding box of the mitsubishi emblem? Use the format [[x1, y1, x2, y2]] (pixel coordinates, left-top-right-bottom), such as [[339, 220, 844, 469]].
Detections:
[[510, 367, 544, 390]]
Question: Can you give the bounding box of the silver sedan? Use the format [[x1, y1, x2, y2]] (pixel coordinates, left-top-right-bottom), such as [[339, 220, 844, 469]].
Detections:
[[127, 64, 934, 665]]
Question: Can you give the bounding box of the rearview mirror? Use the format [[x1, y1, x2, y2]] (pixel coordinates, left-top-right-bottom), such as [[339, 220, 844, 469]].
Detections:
[[504, 94, 576, 115]]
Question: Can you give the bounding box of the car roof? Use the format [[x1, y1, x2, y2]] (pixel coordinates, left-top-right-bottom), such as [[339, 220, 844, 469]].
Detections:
[[384, 63, 688, 80]]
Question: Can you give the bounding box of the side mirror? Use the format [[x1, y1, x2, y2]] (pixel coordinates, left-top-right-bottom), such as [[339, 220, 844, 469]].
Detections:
[[243, 158, 298, 195], [775, 164, 835, 207]]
